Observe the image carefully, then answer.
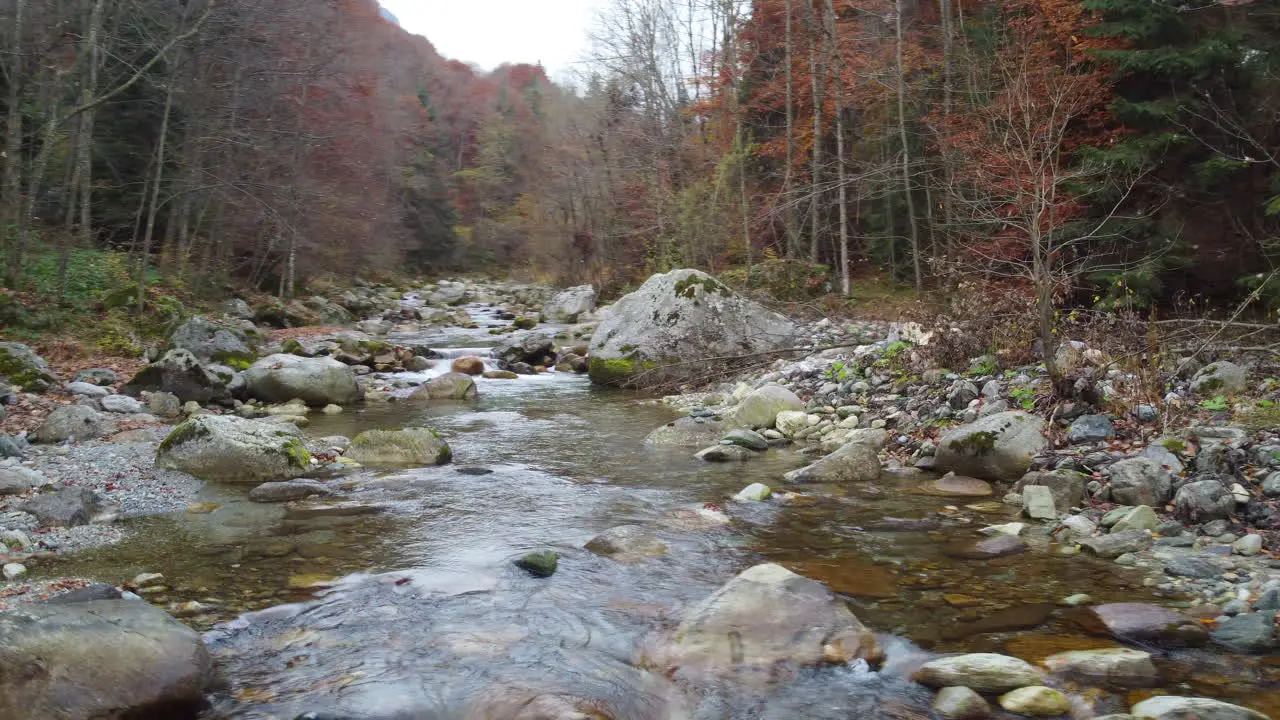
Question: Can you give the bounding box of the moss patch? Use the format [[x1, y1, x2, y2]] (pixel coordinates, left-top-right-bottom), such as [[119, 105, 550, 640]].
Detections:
[[1162, 438, 1187, 453], [674, 275, 731, 299], [282, 438, 312, 469], [157, 419, 211, 453], [281, 338, 307, 356], [950, 430, 998, 455], [0, 344, 55, 391], [512, 317, 538, 330]]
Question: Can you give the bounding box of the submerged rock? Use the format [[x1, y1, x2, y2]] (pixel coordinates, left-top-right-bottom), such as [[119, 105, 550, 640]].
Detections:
[[933, 686, 991, 720], [0, 600, 212, 720], [584, 525, 668, 560], [912, 653, 1044, 692], [1130, 696, 1268, 720], [248, 479, 331, 503], [942, 535, 1026, 560], [695, 444, 752, 462], [660, 563, 881, 672], [587, 269, 797, 388], [516, 550, 559, 578], [998, 686, 1071, 716], [1074, 603, 1208, 647], [347, 426, 452, 466]]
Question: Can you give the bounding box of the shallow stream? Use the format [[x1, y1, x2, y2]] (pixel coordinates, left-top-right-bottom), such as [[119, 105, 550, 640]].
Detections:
[[44, 306, 1280, 719]]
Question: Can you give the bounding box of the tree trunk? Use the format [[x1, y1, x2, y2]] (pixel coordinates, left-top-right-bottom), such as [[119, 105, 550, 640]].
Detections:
[[137, 77, 176, 312], [894, 0, 923, 292], [823, 0, 851, 297], [60, 0, 106, 301], [0, 0, 23, 264], [806, 0, 822, 263], [782, 0, 798, 258]]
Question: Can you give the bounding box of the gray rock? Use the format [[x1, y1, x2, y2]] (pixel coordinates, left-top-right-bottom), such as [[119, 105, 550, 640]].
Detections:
[[66, 381, 110, 398], [695, 444, 752, 462], [408, 372, 478, 402], [347, 427, 452, 466], [933, 411, 1047, 482], [146, 391, 183, 418], [220, 297, 255, 320], [584, 525, 668, 560], [19, 487, 105, 527], [34, 405, 111, 443], [1017, 469, 1088, 511], [1130, 696, 1268, 720], [248, 479, 331, 503], [1076, 603, 1208, 647], [0, 342, 58, 392], [1069, 414, 1115, 444], [1042, 648, 1157, 687], [0, 433, 23, 458], [912, 653, 1044, 692], [1174, 480, 1235, 523], [1210, 612, 1276, 653], [933, 686, 990, 720], [0, 466, 47, 495], [645, 416, 733, 447], [155, 415, 311, 483], [783, 442, 881, 484], [1110, 458, 1172, 506], [167, 315, 255, 364], [492, 332, 556, 370], [722, 429, 769, 451], [948, 380, 979, 410], [0, 599, 212, 720], [731, 384, 804, 428], [660, 563, 880, 671], [1135, 405, 1159, 423], [943, 535, 1027, 560], [1022, 485, 1057, 520], [587, 269, 797, 387], [542, 284, 598, 323], [1079, 530, 1152, 559], [1190, 361, 1248, 395], [1233, 534, 1263, 556], [72, 368, 117, 386], [1262, 471, 1280, 498], [121, 348, 230, 405], [243, 354, 363, 407], [1111, 505, 1159, 533], [100, 394, 145, 414]]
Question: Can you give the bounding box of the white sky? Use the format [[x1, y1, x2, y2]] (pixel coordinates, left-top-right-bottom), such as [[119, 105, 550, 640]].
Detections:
[[380, 0, 606, 78]]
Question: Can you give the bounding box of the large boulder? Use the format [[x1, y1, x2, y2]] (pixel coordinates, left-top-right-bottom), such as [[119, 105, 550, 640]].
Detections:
[[1190, 361, 1248, 396], [492, 333, 556, 370], [33, 405, 111, 443], [1174, 480, 1235, 523], [120, 348, 230, 405], [1109, 458, 1173, 505], [167, 315, 255, 365], [155, 415, 312, 483], [783, 442, 882, 484], [933, 411, 1047, 482], [0, 600, 212, 720], [659, 563, 880, 672], [408, 372, 478, 402], [243, 354, 362, 407], [347, 427, 452, 466], [587, 269, 798, 388], [19, 487, 105, 527], [732, 384, 805, 428], [644, 416, 733, 446], [542, 284, 598, 323], [0, 342, 58, 392]]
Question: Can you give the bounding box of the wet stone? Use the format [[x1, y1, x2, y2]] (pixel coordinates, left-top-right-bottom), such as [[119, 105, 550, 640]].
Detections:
[[515, 550, 558, 577], [942, 535, 1027, 560], [1074, 603, 1208, 647]]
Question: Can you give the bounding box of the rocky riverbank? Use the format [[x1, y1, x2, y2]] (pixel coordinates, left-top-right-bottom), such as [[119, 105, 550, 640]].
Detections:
[[1, 270, 1277, 720]]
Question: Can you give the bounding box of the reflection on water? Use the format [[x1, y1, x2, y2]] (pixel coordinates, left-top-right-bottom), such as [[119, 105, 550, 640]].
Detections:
[[39, 308, 1280, 719]]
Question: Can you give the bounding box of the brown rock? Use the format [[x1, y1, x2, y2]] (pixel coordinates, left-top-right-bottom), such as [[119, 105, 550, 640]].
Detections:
[[914, 472, 994, 498], [451, 356, 486, 375], [1072, 603, 1209, 647]]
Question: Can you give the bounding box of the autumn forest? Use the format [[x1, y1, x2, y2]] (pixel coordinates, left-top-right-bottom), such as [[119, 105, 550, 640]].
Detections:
[[1, 0, 1278, 317]]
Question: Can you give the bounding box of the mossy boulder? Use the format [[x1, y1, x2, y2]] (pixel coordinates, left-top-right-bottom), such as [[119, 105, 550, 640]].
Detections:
[[730, 384, 805, 428], [0, 342, 58, 393], [155, 415, 311, 483], [934, 411, 1047, 482], [120, 349, 231, 405], [346, 427, 452, 466], [492, 332, 555, 370], [1190, 361, 1248, 395], [587, 269, 797, 388], [542, 284, 598, 323]]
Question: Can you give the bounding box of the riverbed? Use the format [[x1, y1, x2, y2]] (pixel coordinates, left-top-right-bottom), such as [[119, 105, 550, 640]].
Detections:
[[38, 305, 1280, 719]]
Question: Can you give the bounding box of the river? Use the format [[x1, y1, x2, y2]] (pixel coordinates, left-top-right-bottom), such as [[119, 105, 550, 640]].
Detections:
[[45, 304, 1278, 719]]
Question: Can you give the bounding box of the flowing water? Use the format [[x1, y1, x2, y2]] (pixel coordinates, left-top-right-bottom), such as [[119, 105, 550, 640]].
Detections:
[[44, 305, 1280, 719]]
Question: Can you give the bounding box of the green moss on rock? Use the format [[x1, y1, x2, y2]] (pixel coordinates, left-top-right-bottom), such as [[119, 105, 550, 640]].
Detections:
[[674, 274, 730, 299], [157, 419, 211, 453], [950, 430, 998, 454]]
